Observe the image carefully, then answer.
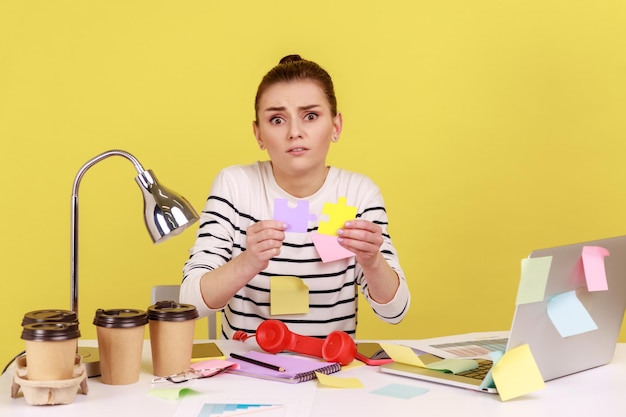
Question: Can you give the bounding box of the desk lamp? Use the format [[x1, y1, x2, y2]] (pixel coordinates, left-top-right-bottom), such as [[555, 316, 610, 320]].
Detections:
[[70, 149, 199, 376]]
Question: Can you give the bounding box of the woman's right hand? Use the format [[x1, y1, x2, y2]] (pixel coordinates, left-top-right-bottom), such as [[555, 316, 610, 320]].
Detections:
[[243, 220, 287, 273]]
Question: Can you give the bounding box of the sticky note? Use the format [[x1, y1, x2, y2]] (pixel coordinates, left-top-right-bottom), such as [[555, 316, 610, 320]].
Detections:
[[312, 233, 355, 263], [270, 276, 309, 315], [379, 343, 426, 367], [582, 246, 610, 291], [273, 198, 316, 233], [341, 360, 365, 371], [380, 343, 479, 374], [491, 344, 545, 401], [315, 372, 364, 388], [149, 388, 199, 400], [426, 358, 478, 374], [479, 350, 503, 390], [370, 383, 429, 399], [516, 256, 552, 305], [547, 290, 598, 337], [317, 197, 357, 236]]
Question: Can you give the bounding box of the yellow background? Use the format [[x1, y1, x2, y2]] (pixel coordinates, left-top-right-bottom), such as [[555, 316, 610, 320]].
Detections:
[[1, 1, 625, 367]]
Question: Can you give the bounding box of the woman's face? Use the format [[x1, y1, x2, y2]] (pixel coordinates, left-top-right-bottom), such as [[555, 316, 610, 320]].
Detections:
[[253, 80, 342, 178]]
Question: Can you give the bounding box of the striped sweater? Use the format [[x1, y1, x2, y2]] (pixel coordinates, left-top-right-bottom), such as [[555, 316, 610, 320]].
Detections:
[[181, 161, 410, 339]]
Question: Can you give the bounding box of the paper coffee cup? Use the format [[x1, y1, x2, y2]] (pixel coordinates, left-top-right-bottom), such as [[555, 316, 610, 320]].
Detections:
[[147, 301, 198, 377], [93, 308, 148, 385], [21, 322, 81, 381], [22, 309, 78, 326]]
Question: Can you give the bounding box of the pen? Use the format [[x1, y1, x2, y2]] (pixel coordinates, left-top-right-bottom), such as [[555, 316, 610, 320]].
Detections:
[[230, 353, 286, 372]]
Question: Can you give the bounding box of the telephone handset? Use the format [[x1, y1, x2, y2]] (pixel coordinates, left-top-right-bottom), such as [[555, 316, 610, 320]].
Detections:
[[234, 319, 356, 366]]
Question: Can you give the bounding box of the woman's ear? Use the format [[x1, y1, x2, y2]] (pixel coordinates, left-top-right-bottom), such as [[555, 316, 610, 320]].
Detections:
[[332, 113, 343, 140], [252, 120, 264, 150]]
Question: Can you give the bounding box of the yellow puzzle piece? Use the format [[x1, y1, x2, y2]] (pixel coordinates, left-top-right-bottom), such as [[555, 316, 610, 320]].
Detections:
[[317, 197, 357, 236]]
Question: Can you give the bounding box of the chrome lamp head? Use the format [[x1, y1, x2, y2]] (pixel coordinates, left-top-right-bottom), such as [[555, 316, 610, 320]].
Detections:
[[135, 168, 199, 244]]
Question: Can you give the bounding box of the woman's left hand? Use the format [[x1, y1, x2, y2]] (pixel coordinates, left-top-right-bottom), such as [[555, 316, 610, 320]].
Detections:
[[337, 219, 384, 268]]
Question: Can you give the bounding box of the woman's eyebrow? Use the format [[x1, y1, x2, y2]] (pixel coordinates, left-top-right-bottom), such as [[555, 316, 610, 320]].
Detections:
[[262, 104, 322, 113]]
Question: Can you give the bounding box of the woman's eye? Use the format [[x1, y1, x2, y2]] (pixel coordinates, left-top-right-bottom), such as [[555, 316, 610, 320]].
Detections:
[[304, 113, 318, 121], [270, 117, 284, 125]]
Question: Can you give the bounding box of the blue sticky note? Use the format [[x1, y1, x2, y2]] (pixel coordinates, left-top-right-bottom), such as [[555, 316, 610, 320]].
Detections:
[[479, 350, 503, 390], [370, 383, 429, 399], [547, 290, 598, 337]]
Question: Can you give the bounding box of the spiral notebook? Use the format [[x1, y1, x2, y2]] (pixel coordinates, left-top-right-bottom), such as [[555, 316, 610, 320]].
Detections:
[[227, 351, 341, 384]]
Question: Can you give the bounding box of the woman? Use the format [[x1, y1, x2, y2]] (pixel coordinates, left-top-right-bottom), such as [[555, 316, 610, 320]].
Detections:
[[181, 55, 410, 339]]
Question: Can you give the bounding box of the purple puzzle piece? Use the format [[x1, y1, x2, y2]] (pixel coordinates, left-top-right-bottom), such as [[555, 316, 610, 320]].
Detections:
[[273, 198, 317, 233]]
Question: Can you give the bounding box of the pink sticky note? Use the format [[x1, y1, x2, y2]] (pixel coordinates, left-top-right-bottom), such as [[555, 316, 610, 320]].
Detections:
[[312, 233, 355, 263], [582, 246, 610, 291]]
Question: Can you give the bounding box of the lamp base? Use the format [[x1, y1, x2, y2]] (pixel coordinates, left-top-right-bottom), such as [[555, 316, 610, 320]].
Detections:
[[77, 346, 101, 378]]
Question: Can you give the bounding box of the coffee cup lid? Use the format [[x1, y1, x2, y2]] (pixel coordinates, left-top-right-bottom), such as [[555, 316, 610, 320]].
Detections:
[[147, 301, 199, 322], [93, 308, 149, 328], [21, 322, 81, 341], [21, 309, 78, 326]]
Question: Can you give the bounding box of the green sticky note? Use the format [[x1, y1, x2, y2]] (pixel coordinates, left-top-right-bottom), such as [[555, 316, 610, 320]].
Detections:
[[426, 358, 478, 374], [370, 383, 429, 399], [149, 387, 199, 400], [516, 256, 552, 305]]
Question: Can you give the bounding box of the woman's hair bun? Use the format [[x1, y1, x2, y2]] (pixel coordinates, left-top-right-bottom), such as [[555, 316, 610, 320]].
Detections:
[[279, 54, 303, 64]]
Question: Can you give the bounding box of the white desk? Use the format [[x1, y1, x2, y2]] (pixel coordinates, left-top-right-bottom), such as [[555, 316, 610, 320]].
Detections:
[[2, 341, 625, 417]]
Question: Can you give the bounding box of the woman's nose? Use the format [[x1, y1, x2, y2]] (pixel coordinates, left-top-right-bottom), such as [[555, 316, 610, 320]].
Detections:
[[288, 120, 303, 139]]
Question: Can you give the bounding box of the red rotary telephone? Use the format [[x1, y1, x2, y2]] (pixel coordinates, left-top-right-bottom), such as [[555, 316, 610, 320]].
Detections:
[[234, 319, 357, 365]]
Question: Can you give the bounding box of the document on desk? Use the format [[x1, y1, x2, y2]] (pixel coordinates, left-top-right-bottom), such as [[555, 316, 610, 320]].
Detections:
[[174, 373, 316, 417], [407, 331, 511, 359]]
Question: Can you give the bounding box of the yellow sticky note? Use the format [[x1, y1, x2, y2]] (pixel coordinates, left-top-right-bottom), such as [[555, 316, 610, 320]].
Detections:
[[270, 276, 309, 315], [315, 372, 364, 388], [341, 360, 365, 371], [492, 344, 545, 401], [379, 343, 426, 367]]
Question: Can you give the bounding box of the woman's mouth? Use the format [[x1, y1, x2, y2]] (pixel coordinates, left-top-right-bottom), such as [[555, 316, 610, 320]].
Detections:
[[287, 147, 307, 155]]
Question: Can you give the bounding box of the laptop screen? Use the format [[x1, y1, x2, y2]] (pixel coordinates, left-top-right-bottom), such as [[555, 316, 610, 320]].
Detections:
[[507, 235, 626, 381]]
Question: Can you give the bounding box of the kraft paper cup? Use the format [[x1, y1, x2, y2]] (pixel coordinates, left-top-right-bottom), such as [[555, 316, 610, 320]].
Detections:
[[21, 322, 81, 381], [22, 309, 78, 326], [147, 301, 198, 377], [93, 308, 148, 385]]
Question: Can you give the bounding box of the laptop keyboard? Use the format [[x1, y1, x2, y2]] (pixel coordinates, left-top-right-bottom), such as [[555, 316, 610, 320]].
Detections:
[[430, 338, 508, 358], [455, 359, 493, 381]]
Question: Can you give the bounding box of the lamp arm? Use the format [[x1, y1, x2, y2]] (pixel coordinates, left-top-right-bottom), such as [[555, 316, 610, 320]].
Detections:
[[70, 149, 147, 314]]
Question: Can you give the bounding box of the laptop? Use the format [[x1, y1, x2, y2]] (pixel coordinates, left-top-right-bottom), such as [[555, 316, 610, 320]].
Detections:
[[380, 235, 626, 393]]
